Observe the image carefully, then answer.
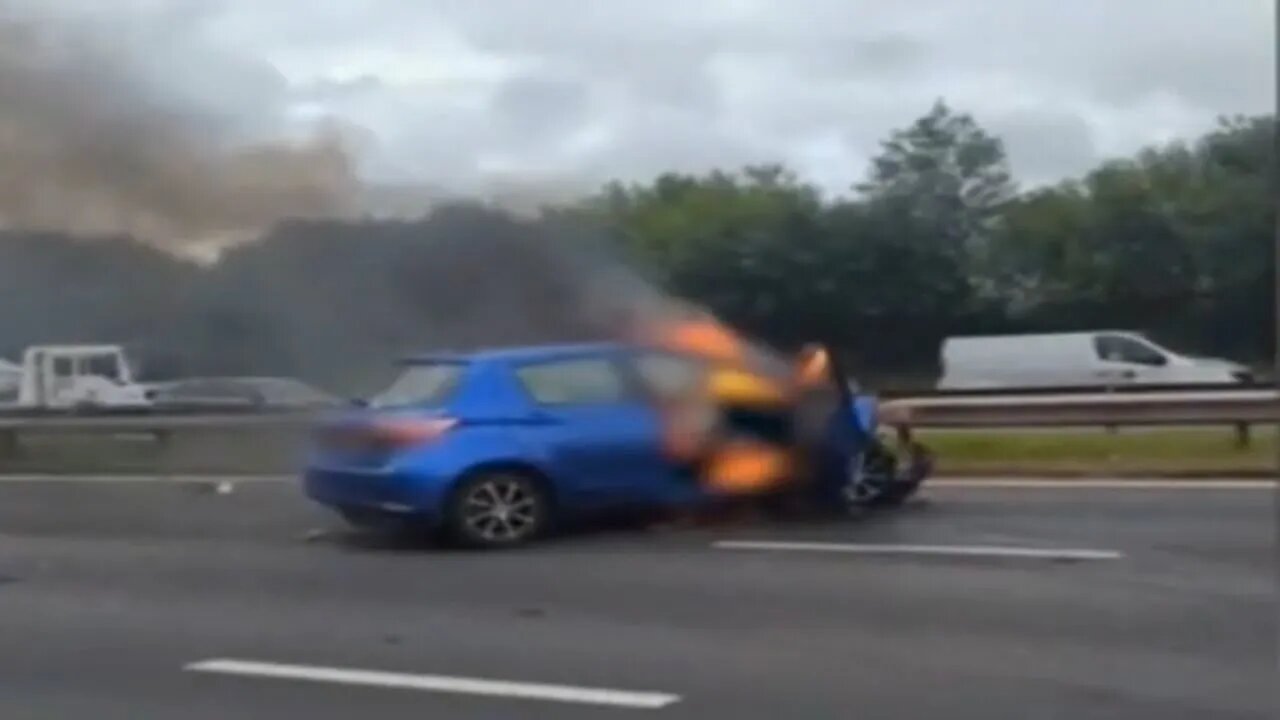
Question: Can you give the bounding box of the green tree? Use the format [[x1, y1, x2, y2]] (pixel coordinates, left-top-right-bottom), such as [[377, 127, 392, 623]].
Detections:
[[856, 99, 1017, 304], [592, 165, 828, 344], [990, 114, 1273, 361]]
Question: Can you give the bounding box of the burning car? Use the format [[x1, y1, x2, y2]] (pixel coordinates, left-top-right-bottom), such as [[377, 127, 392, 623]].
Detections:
[[632, 315, 930, 509], [303, 319, 931, 548]]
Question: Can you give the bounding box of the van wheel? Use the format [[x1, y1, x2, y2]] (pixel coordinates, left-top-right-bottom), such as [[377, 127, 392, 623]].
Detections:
[[445, 472, 550, 548]]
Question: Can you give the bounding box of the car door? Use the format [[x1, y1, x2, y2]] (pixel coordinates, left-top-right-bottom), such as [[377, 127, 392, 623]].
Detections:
[[1092, 334, 1170, 386], [512, 354, 673, 505]]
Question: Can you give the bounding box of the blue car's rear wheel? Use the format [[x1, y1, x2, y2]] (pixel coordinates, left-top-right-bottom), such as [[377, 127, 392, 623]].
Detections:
[[445, 472, 550, 548]]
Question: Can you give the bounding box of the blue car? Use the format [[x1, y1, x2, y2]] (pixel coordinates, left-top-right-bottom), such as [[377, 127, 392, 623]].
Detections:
[[303, 342, 929, 547]]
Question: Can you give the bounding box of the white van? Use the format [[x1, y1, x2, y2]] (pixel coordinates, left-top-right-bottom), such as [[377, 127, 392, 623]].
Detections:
[[936, 331, 1251, 390], [14, 345, 153, 410]]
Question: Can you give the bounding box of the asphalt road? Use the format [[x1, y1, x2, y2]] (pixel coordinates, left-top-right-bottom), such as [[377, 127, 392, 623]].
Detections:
[[0, 477, 1273, 719]]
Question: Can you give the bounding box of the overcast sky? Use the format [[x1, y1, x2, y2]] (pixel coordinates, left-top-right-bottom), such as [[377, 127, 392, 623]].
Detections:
[[19, 0, 1277, 198]]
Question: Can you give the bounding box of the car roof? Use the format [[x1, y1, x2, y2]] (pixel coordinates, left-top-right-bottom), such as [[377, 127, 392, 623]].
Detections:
[[401, 342, 626, 365]]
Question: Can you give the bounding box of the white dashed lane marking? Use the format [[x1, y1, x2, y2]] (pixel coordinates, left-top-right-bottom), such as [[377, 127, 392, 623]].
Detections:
[[184, 658, 682, 710], [713, 540, 1124, 561]]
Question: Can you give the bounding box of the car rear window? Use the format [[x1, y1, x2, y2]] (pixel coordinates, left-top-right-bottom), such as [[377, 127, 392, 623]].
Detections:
[[370, 363, 465, 408]]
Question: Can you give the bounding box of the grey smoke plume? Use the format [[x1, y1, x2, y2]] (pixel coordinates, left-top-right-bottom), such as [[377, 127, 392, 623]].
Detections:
[[0, 3, 719, 392], [0, 4, 359, 245]]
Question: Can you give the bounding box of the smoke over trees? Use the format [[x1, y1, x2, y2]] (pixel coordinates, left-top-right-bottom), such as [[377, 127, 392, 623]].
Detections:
[[0, 2, 1269, 394], [0, 1, 359, 247], [0, 107, 1272, 393]]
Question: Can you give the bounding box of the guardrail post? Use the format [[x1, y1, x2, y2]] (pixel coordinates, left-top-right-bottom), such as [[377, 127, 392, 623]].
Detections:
[[0, 429, 15, 460], [1233, 422, 1251, 449], [1104, 384, 1118, 436], [153, 428, 173, 479]]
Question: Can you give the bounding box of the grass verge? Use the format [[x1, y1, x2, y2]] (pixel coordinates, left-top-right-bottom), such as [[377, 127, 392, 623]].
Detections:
[[920, 427, 1278, 477]]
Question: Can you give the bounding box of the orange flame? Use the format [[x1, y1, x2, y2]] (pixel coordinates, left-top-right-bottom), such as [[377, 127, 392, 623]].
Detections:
[[703, 441, 792, 494], [640, 317, 747, 364], [659, 400, 716, 462], [632, 310, 844, 496], [795, 344, 830, 387]]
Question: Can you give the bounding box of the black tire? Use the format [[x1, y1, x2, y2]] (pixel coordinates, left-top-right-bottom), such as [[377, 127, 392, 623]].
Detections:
[[847, 439, 931, 509], [444, 471, 551, 549], [843, 439, 901, 509], [863, 477, 916, 508]]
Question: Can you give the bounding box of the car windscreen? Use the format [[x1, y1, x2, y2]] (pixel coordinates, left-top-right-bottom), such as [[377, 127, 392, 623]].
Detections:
[[369, 363, 465, 408]]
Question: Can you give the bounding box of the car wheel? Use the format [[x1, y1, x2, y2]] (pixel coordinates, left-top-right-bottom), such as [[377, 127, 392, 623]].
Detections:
[[446, 472, 550, 548], [843, 439, 903, 509]]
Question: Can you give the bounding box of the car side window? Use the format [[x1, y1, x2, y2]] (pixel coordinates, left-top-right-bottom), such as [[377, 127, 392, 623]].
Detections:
[[631, 352, 706, 401], [84, 354, 121, 380], [1093, 335, 1167, 366], [516, 358, 629, 406]]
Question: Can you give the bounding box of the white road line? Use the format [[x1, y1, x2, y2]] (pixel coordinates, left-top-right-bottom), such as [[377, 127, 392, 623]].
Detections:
[[0, 473, 293, 483], [713, 540, 1124, 561], [184, 659, 681, 710], [931, 478, 1275, 490]]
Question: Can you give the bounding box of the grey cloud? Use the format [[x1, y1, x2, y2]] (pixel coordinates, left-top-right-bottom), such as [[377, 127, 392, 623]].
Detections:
[[372, 0, 1268, 191], [292, 75, 385, 104], [1086, 39, 1272, 113], [0, 0, 1268, 213], [930, 1, 1272, 115], [429, 1, 726, 112], [490, 74, 593, 142], [987, 109, 1101, 184], [0, 1, 359, 245], [842, 34, 929, 75], [574, 110, 770, 183]]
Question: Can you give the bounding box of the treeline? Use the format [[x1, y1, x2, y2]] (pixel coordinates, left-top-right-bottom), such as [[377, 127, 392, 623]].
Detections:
[[0, 102, 1273, 391]]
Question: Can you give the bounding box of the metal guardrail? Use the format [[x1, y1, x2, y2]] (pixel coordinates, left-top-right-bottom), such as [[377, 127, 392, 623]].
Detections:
[[0, 411, 314, 433], [880, 389, 1280, 428], [0, 388, 1275, 434], [0, 388, 1274, 473], [875, 380, 1271, 400], [0, 410, 317, 474]]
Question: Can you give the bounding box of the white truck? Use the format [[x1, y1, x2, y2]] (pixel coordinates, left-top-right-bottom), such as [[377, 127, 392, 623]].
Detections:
[[937, 331, 1251, 390], [6, 345, 153, 411]]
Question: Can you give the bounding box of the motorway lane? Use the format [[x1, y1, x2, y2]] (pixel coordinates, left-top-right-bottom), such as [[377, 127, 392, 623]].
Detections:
[[0, 480, 1273, 719]]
